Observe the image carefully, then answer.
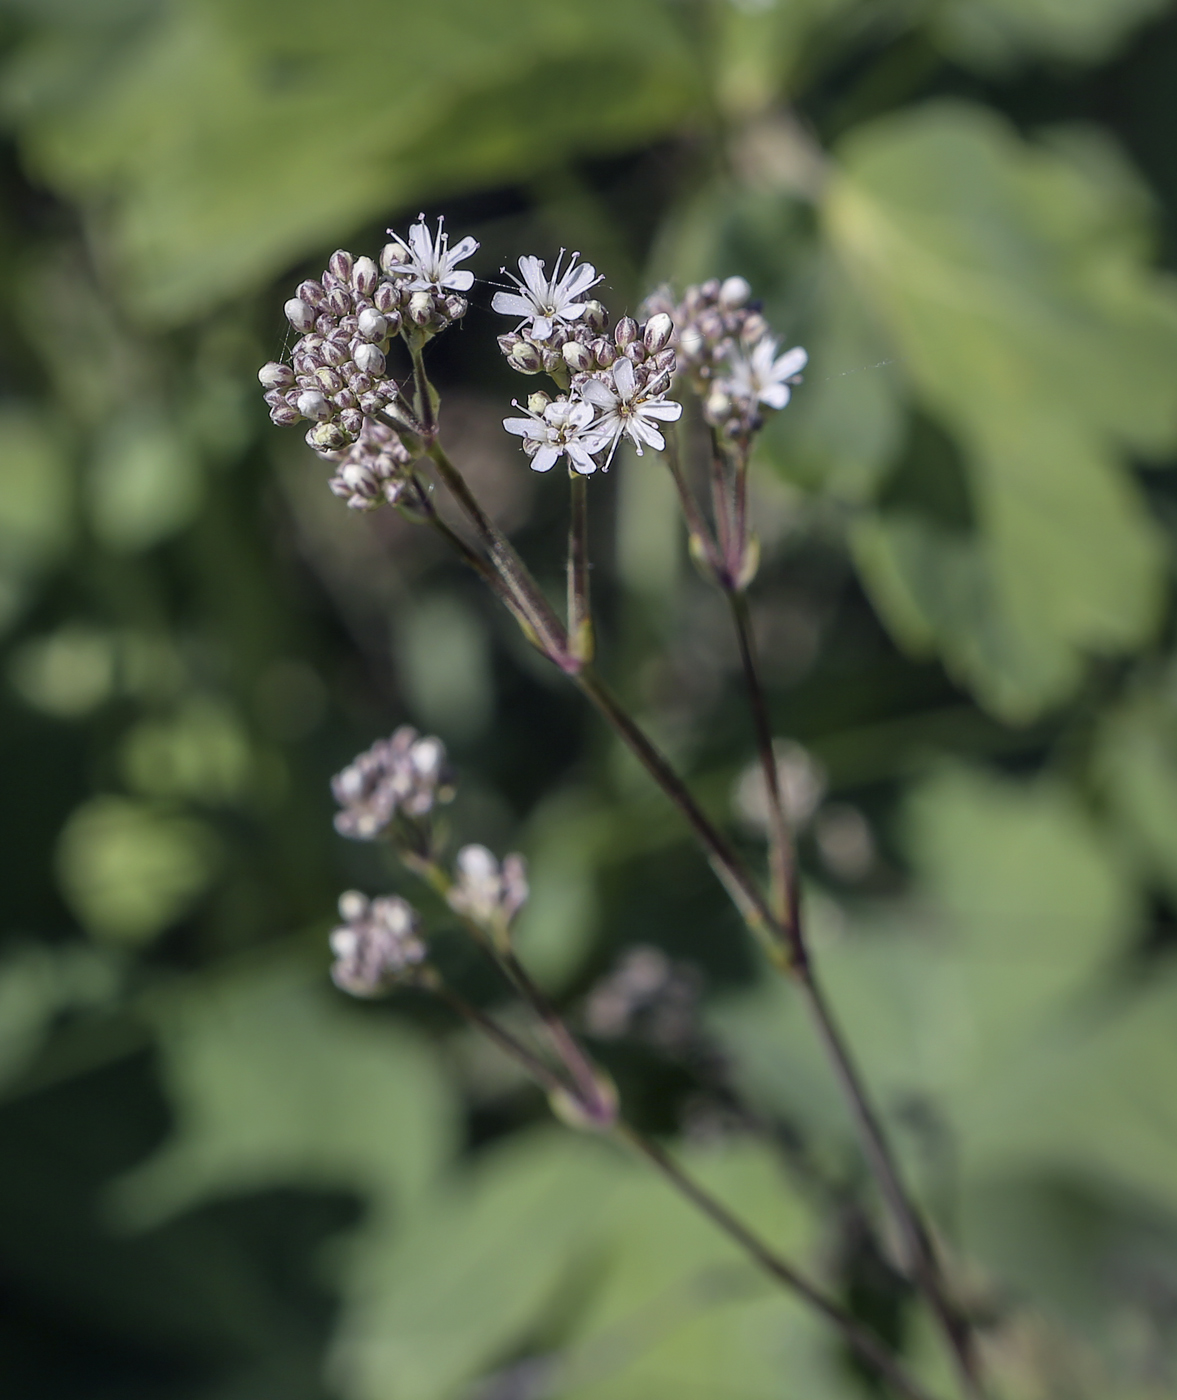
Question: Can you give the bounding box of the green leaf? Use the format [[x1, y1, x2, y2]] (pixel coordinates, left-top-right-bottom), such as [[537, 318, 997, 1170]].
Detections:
[[825, 104, 1177, 720], [3, 0, 701, 321], [933, 0, 1170, 68]]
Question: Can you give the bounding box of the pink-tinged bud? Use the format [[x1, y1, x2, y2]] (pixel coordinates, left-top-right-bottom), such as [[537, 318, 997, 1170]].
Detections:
[[321, 341, 347, 368], [340, 408, 364, 437], [354, 343, 385, 376], [444, 295, 467, 321], [263, 389, 285, 408], [309, 421, 348, 452], [653, 348, 677, 375], [359, 390, 386, 415], [374, 282, 400, 313], [285, 298, 315, 333], [498, 333, 521, 356], [507, 341, 543, 374], [352, 256, 379, 297], [258, 361, 294, 390], [315, 367, 345, 394], [329, 250, 354, 284], [614, 316, 638, 348], [592, 338, 616, 368], [349, 372, 374, 394], [357, 308, 387, 342], [527, 391, 552, 414], [297, 279, 325, 307], [297, 390, 332, 421], [270, 404, 300, 425], [719, 276, 751, 309], [380, 241, 408, 275], [562, 341, 594, 372], [408, 291, 433, 327], [700, 278, 721, 300], [333, 388, 357, 410], [384, 310, 402, 336], [583, 300, 609, 333], [643, 313, 673, 353], [541, 348, 564, 375], [325, 288, 352, 318], [624, 343, 646, 363], [741, 313, 769, 345], [376, 378, 399, 400]]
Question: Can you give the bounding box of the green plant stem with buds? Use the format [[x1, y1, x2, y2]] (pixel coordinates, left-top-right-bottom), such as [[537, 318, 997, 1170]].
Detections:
[[417, 962, 941, 1400], [403, 361, 979, 1398]]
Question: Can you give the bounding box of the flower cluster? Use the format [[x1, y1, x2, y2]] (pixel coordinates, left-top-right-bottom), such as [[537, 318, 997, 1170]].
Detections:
[[642, 277, 806, 437], [446, 844, 529, 928], [332, 726, 454, 840], [584, 945, 702, 1052], [259, 218, 478, 495], [329, 891, 426, 997], [495, 260, 682, 474]]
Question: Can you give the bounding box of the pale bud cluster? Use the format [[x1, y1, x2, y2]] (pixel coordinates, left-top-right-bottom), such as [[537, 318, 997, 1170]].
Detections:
[[332, 726, 454, 840], [326, 417, 417, 511], [584, 945, 702, 1052], [642, 278, 806, 437], [446, 844, 529, 928], [329, 891, 426, 997]]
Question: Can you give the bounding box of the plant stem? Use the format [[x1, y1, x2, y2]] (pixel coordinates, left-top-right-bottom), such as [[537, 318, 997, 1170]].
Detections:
[[568, 472, 594, 665], [613, 1124, 943, 1400], [662, 427, 725, 580]]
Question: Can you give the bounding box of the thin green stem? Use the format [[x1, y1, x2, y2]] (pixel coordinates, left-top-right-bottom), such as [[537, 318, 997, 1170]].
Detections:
[[661, 426, 725, 581], [613, 1124, 943, 1400]]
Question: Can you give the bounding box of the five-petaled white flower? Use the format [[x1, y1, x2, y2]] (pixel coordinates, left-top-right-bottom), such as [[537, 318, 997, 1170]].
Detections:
[[386, 216, 479, 293], [579, 358, 683, 462], [503, 398, 609, 475], [724, 339, 807, 412], [492, 251, 602, 341]]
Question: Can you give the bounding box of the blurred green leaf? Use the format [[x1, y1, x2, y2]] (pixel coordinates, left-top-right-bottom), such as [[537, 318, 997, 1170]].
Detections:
[[55, 795, 221, 943], [86, 410, 202, 551], [0, 406, 73, 630], [2, 0, 701, 321], [933, 0, 1170, 68], [826, 103, 1177, 720], [119, 695, 255, 805], [0, 943, 120, 1092]]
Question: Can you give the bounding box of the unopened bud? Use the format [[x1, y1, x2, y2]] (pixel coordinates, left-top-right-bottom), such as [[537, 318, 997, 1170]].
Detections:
[[356, 308, 388, 342], [258, 361, 294, 390], [444, 295, 467, 321], [333, 388, 357, 410], [408, 291, 434, 326], [374, 282, 401, 313], [270, 403, 300, 426], [592, 338, 616, 368], [614, 316, 638, 348], [352, 256, 379, 297], [340, 408, 364, 437], [582, 300, 609, 333], [527, 391, 552, 414], [381, 240, 408, 275], [562, 340, 594, 372], [323, 341, 349, 369], [719, 276, 751, 309], [284, 298, 316, 333], [700, 278, 721, 300], [296, 390, 331, 421], [643, 313, 673, 353], [354, 342, 386, 376], [741, 313, 769, 345], [706, 387, 732, 422], [315, 367, 345, 394], [325, 288, 351, 318], [329, 250, 354, 284], [541, 348, 564, 375], [309, 421, 348, 452], [507, 341, 543, 374]]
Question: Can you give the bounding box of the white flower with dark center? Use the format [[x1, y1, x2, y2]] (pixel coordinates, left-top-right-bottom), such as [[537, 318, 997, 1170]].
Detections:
[[503, 397, 609, 475], [724, 339, 807, 412], [492, 251, 602, 341], [384, 216, 478, 293], [579, 357, 683, 461]]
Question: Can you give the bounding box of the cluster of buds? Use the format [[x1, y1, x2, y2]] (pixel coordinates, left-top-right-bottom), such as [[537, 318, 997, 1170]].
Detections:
[[584, 945, 702, 1052], [446, 844, 529, 929], [642, 278, 806, 438], [259, 248, 404, 454], [332, 726, 454, 840], [326, 417, 417, 511], [329, 891, 426, 997]]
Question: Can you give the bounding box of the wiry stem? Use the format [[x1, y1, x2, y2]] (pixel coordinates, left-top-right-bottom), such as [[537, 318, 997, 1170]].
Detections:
[[662, 426, 725, 581]]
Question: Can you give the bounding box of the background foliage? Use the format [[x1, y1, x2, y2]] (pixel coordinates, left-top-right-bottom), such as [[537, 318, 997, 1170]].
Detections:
[[3, 0, 1177, 1395]]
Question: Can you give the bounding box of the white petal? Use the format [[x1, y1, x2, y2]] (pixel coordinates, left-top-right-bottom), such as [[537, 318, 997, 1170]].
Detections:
[[567, 401, 595, 428], [531, 446, 560, 473], [561, 263, 599, 299], [629, 418, 665, 452], [503, 416, 541, 438], [579, 379, 616, 408], [408, 222, 433, 263], [773, 345, 808, 378], [568, 446, 599, 475], [492, 291, 535, 317], [442, 270, 475, 291], [640, 398, 683, 421], [531, 316, 554, 340], [447, 236, 479, 263], [760, 384, 791, 410], [518, 257, 548, 299], [612, 356, 636, 398]]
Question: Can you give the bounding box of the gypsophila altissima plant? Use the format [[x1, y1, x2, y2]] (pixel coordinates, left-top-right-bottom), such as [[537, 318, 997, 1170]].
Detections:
[[259, 219, 983, 1400]]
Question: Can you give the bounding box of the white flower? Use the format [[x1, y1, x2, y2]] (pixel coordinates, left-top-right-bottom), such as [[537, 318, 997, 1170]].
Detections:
[[491, 251, 602, 341], [579, 357, 683, 461], [384, 216, 478, 293], [724, 338, 807, 412], [503, 397, 609, 475]]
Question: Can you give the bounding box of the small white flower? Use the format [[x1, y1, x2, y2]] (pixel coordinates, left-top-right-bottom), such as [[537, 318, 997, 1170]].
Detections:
[[579, 357, 683, 461], [724, 338, 807, 412], [503, 397, 608, 475], [492, 251, 602, 341], [384, 216, 479, 293]]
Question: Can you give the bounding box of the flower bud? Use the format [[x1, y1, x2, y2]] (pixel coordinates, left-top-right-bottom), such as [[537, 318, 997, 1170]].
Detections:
[[308, 421, 348, 452], [333, 388, 357, 410], [582, 300, 609, 333], [340, 408, 364, 437], [741, 313, 769, 345], [269, 403, 300, 426], [258, 361, 294, 390], [329, 250, 354, 284], [297, 279, 325, 308], [643, 313, 674, 353], [381, 240, 408, 275], [374, 282, 401, 313], [352, 256, 379, 297], [349, 371, 374, 394], [614, 316, 638, 348], [357, 308, 388, 342], [705, 387, 732, 423], [541, 348, 564, 375], [507, 341, 543, 374], [315, 367, 345, 394], [360, 390, 387, 415], [592, 337, 616, 368], [653, 347, 677, 375], [444, 294, 467, 321], [624, 343, 646, 363], [408, 291, 434, 326], [325, 288, 352, 319], [321, 340, 348, 368], [284, 298, 316, 333], [527, 391, 552, 414], [354, 342, 386, 376], [700, 278, 721, 300], [562, 340, 594, 372], [296, 389, 331, 421], [719, 276, 751, 309]]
